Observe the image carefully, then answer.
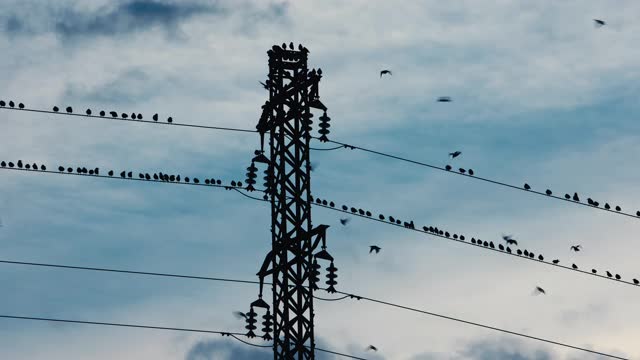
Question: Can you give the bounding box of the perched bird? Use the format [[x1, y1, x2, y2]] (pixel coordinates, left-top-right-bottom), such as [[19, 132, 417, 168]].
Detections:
[[437, 96, 452, 102], [380, 70, 392, 77], [615, 274, 621, 280], [615, 206, 621, 211], [340, 218, 350, 226], [468, 169, 474, 176], [9, 101, 14, 107], [502, 235, 518, 246], [552, 259, 560, 264], [167, 117, 173, 123], [524, 183, 531, 190], [459, 168, 466, 174], [366, 345, 378, 352], [593, 19, 606, 27], [86, 109, 92, 115], [18, 103, 24, 109], [53, 106, 59, 112], [573, 192, 580, 202], [0, 100, 5, 106], [604, 203, 610, 210], [592, 269, 597, 274], [445, 165, 452, 171], [369, 245, 381, 254], [535, 286, 546, 295], [570, 245, 582, 252], [606, 271, 612, 278], [137, 114, 143, 120], [633, 278, 639, 285], [108, 170, 114, 176], [110, 111, 118, 117], [545, 189, 552, 195], [153, 114, 158, 121], [498, 244, 504, 251], [523, 250, 529, 257], [572, 264, 578, 270], [489, 241, 495, 249], [506, 247, 512, 253], [100, 111, 105, 116], [517, 249, 523, 255], [449, 151, 462, 159], [122, 113, 128, 119], [66, 106, 72, 113], [17, 160, 23, 168], [564, 194, 571, 199], [538, 254, 544, 261]]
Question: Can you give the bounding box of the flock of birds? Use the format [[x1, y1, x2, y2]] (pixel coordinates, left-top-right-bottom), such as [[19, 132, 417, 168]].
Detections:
[[0, 159, 255, 190]]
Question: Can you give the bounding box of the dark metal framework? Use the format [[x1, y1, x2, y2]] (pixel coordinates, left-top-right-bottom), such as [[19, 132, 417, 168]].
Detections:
[[253, 43, 331, 360]]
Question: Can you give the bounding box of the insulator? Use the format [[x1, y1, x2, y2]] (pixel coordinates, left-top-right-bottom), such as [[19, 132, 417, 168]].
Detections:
[[245, 162, 258, 191], [245, 307, 258, 338], [302, 112, 313, 132], [310, 260, 321, 290], [262, 310, 273, 341], [325, 261, 338, 293], [263, 166, 274, 194], [318, 112, 331, 142]]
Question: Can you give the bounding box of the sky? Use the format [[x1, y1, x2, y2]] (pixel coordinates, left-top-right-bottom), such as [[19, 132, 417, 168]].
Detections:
[[0, 0, 640, 359]]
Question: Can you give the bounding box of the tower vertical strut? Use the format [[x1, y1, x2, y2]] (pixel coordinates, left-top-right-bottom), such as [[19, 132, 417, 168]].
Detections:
[[245, 43, 335, 360]]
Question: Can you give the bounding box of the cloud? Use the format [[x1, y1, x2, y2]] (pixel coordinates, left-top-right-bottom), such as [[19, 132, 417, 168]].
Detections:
[[185, 337, 271, 360], [410, 338, 554, 360]]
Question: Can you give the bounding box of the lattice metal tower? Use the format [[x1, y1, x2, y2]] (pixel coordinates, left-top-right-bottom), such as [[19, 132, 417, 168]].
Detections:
[[245, 43, 335, 360]]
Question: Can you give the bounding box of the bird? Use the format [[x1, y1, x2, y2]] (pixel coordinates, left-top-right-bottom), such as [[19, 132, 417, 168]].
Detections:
[[167, 117, 173, 123], [100, 111, 105, 116], [604, 203, 610, 210], [570, 245, 582, 252], [340, 218, 350, 226], [445, 165, 452, 171], [572, 264, 578, 270], [592, 269, 597, 274], [524, 183, 531, 190], [593, 19, 606, 27], [110, 111, 118, 117], [153, 114, 158, 121], [0, 100, 4, 106], [517, 249, 523, 255], [633, 278, 639, 285], [538, 254, 544, 261], [309, 162, 318, 172], [9, 101, 14, 107], [468, 169, 474, 176], [366, 345, 378, 352], [449, 151, 462, 159], [122, 113, 128, 119], [137, 114, 143, 120], [458, 168, 466, 174], [606, 271, 612, 278], [498, 244, 504, 251], [18, 103, 24, 109], [108, 170, 114, 176], [380, 70, 392, 78], [573, 192, 580, 202], [66, 106, 72, 113], [615, 206, 621, 211], [369, 245, 381, 254], [502, 235, 518, 245], [506, 247, 512, 253], [259, 81, 269, 89], [552, 259, 560, 264], [233, 311, 247, 320], [535, 286, 546, 295], [53, 106, 59, 112], [545, 189, 552, 195], [437, 96, 452, 102], [615, 274, 621, 280]]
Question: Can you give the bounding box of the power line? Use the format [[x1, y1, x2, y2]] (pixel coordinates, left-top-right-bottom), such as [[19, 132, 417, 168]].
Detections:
[[0, 259, 625, 359], [0, 105, 256, 133], [4, 163, 637, 288], [0, 315, 367, 360], [4, 104, 636, 221], [320, 138, 640, 221]]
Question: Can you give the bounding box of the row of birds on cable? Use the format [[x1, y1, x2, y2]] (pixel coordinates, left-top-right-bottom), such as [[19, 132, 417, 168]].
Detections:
[[0, 100, 25, 109], [51, 106, 174, 123], [447, 150, 636, 215], [310, 196, 640, 285], [0, 159, 252, 189]]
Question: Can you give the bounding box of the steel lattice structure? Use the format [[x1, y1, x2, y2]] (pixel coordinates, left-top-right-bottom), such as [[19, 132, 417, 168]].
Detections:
[[248, 43, 333, 360]]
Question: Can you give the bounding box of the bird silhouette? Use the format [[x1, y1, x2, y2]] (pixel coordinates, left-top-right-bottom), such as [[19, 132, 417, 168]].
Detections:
[[66, 106, 72, 113], [552, 259, 560, 264], [615, 274, 621, 280], [369, 245, 381, 254], [122, 113, 128, 119], [545, 189, 552, 195], [606, 271, 612, 278], [573, 192, 580, 202], [572, 264, 578, 270], [167, 117, 173, 123], [564, 194, 571, 199], [593, 19, 606, 27], [100, 111, 105, 116], [502, 235, 518, 245], [615, 206, 621, 211], [233, 311, 247, 320], [538, 254, 544, 261], [153, 114, 158, 121], [9, 101, 14, 107], [449, 151, 462, 159], [0, 100, 5, 106], [340, 218, 350, 226], [535, 286, 546, 295], [53, 106, 59, 112], [592, 269, 597, 274], [506, 247, 512, 253], [517, 249, 523, 255], [380, 70, 392, 77], [437, 96, 452, 102], [445, 165, 452, 171], [468, 169, 474, 176], [498, 244, 504, 251], [570, 245, 582, 252], [458, 168, 466, 174], [86, 109, 92, 115], [604, 203, 610, 210], [110, 111, 118, 117], [366, 345, 378, 352], [18, 103, 24, 109], [259, 81, 269, 89], [524, 183, 531, 190], [633, 278, 639, 285], [108, 170, 114, 176]]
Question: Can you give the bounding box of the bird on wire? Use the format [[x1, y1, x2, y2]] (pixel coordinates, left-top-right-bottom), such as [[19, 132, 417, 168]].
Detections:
[[380, 69, 392, 78], [369, 245, 381, 254]]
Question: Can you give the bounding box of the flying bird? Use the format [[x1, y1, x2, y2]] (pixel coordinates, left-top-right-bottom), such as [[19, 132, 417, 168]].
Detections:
[[502, 235, 518, 245], [259, 81, 269, 89], [449, 151, 461, 159], [593, 19, 606, 27], [366, 345, 378, 352], [534, 286, 546, 295], [233, 311, 247, 320], [369, 245, 381, 254], [340, 218, 350, 226], [570, 245, 582, 252], [380, 70, 392, 77], [437, 96, 452, 102]]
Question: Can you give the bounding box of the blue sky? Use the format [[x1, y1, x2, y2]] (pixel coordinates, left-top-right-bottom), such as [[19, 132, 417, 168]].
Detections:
[[1, 0, 640, 359]]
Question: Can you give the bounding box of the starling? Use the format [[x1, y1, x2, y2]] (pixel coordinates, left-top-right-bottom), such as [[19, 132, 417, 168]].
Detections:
[[380, 70, 392, 77], [369, 245, 381, 254], [66, 106, 73, 113]]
